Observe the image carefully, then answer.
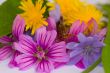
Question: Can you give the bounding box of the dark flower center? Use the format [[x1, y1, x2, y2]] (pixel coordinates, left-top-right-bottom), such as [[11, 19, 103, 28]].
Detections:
[[57, 17, 71, 41]]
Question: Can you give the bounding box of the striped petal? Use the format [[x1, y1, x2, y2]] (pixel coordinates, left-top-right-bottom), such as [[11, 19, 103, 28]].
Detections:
[[35, 27, 57, 49], [15, 35, 37, 55], [0, 46, 13, 60], [0, 36, 13, 44], [43, 30, 57, 49], [16, 54, 36, 71], [12, 15, 25, 40], [36, 60, 54, 73], [48, 42, 69, 62], [35, 27, 46, 46]]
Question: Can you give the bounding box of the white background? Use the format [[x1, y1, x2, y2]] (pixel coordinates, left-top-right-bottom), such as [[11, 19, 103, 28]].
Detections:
[[0, 0, 109, 73]]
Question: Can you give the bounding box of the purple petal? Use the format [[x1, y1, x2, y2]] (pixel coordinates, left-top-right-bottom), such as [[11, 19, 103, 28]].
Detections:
[[0, 46, 13, 60], [8, 51, 20, 68], [49, 4, 60, 22], [93, 42, 105, 48], [48, 42, 69, 62], [68, 53, 83, 65], [82, 52, 100, 68], [36, 60, 54, 73], [16, 54, 36, 71], [66, 42, 78, 50], [78, 33, 87, 42], [15, 35, 37, 55], [12, 15, 25, 40], [70, 48, 83, 58], [47, 17, 56, 30], [0, 36, 13, 44]]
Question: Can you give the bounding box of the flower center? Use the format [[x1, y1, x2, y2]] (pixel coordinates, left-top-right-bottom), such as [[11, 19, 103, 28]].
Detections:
[[57, 17, 71, 41], [34, 46, 48, 60], [84, 45, 93, 55]]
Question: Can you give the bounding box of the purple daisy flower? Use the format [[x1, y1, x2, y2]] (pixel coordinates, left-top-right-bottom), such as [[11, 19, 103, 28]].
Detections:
[[0, 15, 25, 68], [15, 27, 69, 73], [66, 33, 105, 68]]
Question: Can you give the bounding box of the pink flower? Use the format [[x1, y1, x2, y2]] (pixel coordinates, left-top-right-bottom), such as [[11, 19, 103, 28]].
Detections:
[[0, 15, 25, 68], [15, 27, 69, 73]]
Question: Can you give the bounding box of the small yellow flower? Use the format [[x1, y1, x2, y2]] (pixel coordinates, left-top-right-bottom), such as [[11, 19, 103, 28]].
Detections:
[[19, 0, 48, 34], [55, 0, 102, 26]]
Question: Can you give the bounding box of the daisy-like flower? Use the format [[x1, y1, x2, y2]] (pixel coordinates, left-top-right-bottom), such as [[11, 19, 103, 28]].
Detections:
[[55, 0, 102, 29], [15, 27, 69, 73], [0, 15, 25, 68], [19, 0, 48, 35], [66, 33, 105, 68]]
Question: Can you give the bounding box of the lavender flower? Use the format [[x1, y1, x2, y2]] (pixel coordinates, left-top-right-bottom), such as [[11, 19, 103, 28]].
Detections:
[[0, 15, 25, 68], [66, 33, 105, 68], [15, 27, 69, 73], [49, 4, 61, 22]]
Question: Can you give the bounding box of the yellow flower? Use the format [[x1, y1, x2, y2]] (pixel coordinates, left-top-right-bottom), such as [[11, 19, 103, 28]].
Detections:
[[19, 0, 48, 34], [55, 0, 102, 26]]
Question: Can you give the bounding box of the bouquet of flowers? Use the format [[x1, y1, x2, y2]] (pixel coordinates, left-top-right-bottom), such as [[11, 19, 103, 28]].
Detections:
[[0, 0, 110, 73]]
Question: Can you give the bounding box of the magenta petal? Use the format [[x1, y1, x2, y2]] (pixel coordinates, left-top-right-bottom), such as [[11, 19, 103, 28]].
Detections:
[[43, 30, 57, 49], [35, 27, 57, 49], [15, 35, 37, 55], [0, 46, 13, 60], [16, 54, 36, 71], [8, 51, 20, 68], [79, 22, 87, 33], [35, 27, 46, 46], [47, 17, 56, 30], [48, 42, 69, 62], [75, 59, 85, 69], [69, 20, 87, 35], [0, 36, 13, 44], [98, 28, 107, 40], [88, 18, 98, 35], [36, 60, 54, 73], [12, 15, 25, 39], [69, 20, 80, 34]]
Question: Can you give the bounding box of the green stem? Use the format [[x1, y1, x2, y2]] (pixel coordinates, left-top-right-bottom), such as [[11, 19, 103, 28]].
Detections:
[[82, 57, 101, 73]]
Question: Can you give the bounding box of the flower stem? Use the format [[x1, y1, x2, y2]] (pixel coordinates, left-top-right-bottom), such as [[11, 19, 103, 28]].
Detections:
[[82, 57, 101, 73]]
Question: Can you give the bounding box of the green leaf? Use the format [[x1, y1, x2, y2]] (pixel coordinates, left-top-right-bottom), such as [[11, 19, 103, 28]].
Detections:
[[0, 0, 21, 36], [102, 4, 110, 73]]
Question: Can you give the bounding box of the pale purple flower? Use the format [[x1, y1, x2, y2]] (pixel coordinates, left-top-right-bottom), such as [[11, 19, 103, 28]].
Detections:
[[49, 4, 61, 22], [15, 27, 69, 73], [0, 15, 25, 68], [66, 33, 105, 68]]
